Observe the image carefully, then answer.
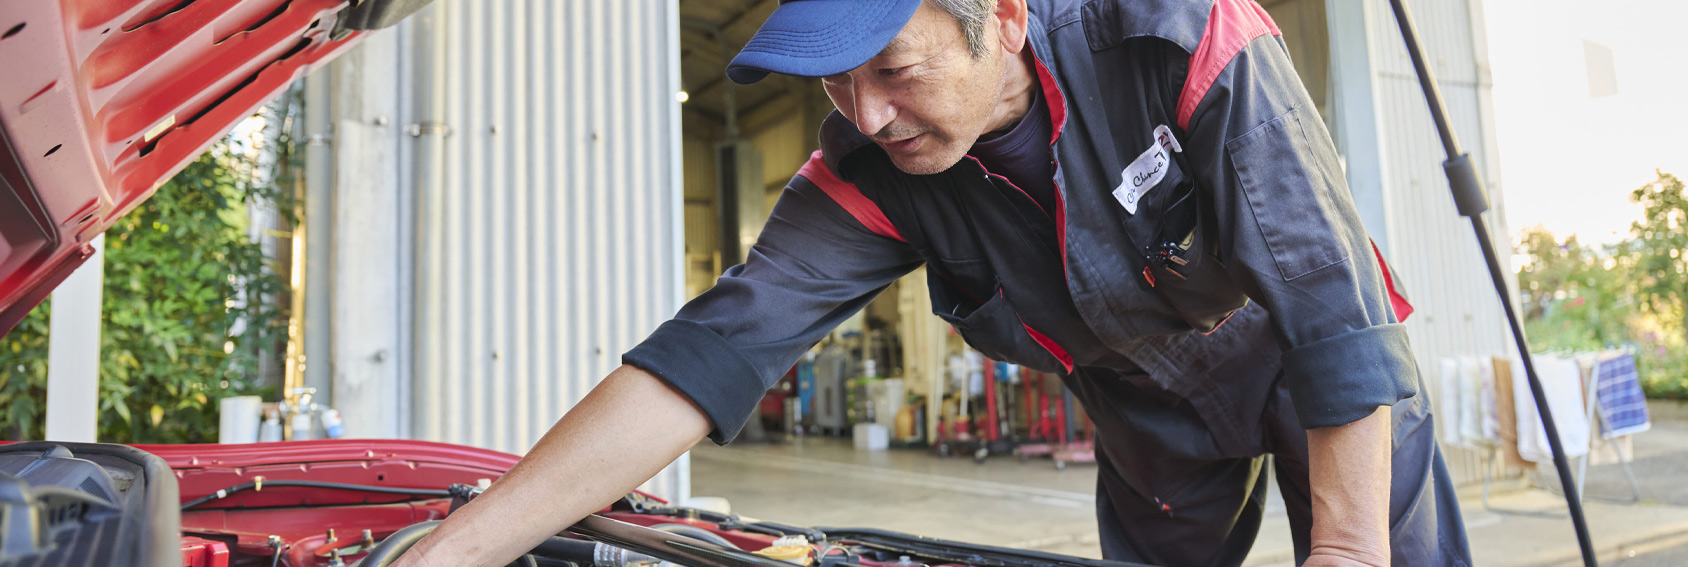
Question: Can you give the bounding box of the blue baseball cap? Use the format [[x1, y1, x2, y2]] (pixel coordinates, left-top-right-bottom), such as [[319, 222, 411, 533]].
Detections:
[[726, 0, 925, 85]]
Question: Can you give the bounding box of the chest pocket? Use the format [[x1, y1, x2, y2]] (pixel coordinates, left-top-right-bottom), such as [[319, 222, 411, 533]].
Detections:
[[1122, 154, 1249, 333], [926, 257, 1067, 374]]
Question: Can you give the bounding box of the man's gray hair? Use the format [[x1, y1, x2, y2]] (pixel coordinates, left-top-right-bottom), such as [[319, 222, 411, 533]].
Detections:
[[931, 0, 996, 58]]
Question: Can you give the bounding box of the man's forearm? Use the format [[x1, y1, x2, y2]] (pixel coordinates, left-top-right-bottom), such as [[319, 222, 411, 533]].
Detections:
[[395, 364, 712, 567], [1305, 404, 1392, 566]]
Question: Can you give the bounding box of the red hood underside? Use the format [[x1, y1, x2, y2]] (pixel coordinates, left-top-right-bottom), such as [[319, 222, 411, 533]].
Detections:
[[0, 0, 365, 335]]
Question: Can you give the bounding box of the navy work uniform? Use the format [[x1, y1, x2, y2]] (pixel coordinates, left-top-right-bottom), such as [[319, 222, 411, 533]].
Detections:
[[626, 0, 1473, 565]]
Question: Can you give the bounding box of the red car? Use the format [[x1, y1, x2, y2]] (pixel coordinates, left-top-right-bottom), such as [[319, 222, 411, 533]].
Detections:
[[0, 2, 1147, 567]]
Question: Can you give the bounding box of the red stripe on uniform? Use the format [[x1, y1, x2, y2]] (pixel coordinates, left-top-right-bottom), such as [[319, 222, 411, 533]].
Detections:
[[1371, 240, 1414, 321], [1019, 317, 1073, 374], [1025, 40, 1071, 280], [1176, 0, 1282, 131], [796, 151, 906, 242]]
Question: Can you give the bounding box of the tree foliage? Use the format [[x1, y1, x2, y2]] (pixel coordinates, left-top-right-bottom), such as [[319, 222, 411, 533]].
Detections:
[[1516, 171, 1688, 399], [1628, 172, 1688, 342], [0, 100, 298, 442], [1517, 228, 1633, 351]]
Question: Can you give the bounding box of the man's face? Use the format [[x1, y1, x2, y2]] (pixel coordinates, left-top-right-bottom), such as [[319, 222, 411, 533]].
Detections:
[[821, 2, 1006, 175]]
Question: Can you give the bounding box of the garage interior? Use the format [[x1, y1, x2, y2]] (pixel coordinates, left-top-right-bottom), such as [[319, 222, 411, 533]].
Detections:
[[674, 0, 1328, 559]]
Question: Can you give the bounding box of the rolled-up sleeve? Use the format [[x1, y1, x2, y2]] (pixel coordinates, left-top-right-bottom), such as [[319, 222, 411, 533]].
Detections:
[[623, 170, 922, 444], [1178, 36, 1418, 429]]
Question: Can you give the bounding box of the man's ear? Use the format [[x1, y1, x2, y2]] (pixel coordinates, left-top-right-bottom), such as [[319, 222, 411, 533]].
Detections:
[[994, 0, 1030, 54]]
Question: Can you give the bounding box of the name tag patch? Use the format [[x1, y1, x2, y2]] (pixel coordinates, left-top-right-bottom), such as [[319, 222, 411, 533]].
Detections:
[[1112, 125, 1183, 214]]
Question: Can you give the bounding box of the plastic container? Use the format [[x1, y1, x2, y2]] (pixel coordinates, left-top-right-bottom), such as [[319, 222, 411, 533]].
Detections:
[[320, 408, 344, 439], [853, 423, 889, 451]]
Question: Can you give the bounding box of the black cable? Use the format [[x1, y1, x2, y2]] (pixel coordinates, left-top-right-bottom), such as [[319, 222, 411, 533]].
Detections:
[[625, 503, 819, 540], [352, 520, 443, 567], [650, 524, 742, 549], [1383, 1, 1598, 566], [180, 480, 451, 510], [815, 528, 1150, 567]]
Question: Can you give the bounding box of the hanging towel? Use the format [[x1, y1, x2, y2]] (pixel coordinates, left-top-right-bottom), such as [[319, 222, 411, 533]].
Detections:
[[1594, 353, 1651, 438], [1491, 356, 1531, 469], [1513, 355, 1591, 463], [1478, 356, 1502, 444], [1458, 357, 1488, 447], [1440, 358, 1464, 446]]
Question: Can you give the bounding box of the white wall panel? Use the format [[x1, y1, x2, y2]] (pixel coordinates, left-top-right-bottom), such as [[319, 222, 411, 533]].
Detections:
[[400, 0, 686, 497]]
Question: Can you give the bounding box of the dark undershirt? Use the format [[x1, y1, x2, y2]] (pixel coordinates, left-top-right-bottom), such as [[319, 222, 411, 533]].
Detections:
[[969, 88, 1056, 217], [964, 88, 1138, 372]]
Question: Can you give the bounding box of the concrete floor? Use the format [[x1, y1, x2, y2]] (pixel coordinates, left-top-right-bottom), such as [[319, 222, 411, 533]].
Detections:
[[691, 422, 1688, 566], [689, 436, 1291, 561]]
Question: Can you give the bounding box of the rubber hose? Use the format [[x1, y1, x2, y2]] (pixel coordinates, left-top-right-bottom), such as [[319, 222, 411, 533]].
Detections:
[[649, 524, 739, 549], [353, 521, 443, 567], [530, 537, 599, 562]]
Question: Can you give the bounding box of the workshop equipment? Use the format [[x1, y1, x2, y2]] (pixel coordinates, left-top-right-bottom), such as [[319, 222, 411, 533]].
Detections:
[[812, 343, 850, 435]]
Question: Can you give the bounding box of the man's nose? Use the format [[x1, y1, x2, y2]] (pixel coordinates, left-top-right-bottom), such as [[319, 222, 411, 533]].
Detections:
[[851, 83, 897, 138]]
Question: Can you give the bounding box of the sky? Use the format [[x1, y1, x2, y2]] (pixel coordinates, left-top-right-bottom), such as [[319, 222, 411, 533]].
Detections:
[[1483, 0, 1688, 245]]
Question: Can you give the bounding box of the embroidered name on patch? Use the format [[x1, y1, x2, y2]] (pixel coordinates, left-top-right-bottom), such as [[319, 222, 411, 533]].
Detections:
[[1112, 125, 1183, 214]]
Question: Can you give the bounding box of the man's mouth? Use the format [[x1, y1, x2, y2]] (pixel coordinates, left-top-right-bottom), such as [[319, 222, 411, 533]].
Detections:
[[879, 133, 925, 154]]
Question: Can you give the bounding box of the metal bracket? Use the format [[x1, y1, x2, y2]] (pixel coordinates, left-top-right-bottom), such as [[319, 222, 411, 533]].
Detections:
[[406, 122, 452, 138]]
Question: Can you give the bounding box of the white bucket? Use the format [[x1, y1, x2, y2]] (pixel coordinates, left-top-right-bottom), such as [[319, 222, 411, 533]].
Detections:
[[218, 396, 263, 444]]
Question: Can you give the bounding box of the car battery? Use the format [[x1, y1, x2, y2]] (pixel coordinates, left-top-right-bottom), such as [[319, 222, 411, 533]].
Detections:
[[812, 344, 850, 434]]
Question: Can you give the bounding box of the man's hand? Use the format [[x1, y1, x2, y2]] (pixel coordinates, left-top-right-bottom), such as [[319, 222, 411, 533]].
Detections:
[[1304, 404, 1393, 567], [1303, 554, 1384, 567], [391, 365, 712, 567]]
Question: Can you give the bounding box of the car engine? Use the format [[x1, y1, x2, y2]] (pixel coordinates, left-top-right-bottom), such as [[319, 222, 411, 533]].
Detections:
[[0, 440, 1145, 567]]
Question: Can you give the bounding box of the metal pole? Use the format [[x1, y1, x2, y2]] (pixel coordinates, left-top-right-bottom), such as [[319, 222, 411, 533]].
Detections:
[[301, 67, 336, 408], [1384, 1, 1598, 565], [408, 0, 447, 442]]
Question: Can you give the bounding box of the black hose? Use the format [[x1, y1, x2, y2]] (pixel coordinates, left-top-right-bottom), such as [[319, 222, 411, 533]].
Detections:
[[650, 524, 740, 549], [353, 520, 443, 567], [350, 520, 604, 567], [530, 537, 598, 561], [180, 480, 451, 510], [351, 525, 545, 567]]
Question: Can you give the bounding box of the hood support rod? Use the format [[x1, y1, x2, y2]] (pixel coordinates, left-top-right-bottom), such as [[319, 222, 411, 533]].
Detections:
[[1383, 1, 1597, 565]]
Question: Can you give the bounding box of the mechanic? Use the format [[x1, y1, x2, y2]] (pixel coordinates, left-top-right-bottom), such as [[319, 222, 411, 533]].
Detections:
[[396, 1, 1471, 566]]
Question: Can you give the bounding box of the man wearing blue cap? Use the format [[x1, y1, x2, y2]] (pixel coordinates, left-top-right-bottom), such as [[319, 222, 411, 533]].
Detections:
[[396, 1, 1470, 566]]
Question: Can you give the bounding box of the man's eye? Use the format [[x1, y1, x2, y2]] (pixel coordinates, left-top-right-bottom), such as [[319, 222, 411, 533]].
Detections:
[[878, 66, 910, 77]]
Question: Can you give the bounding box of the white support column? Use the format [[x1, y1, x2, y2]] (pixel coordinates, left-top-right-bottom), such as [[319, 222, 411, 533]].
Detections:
[[1325, 0, 1392, 254], [325, 30, 406, 439], [45, 235, 104, 442]]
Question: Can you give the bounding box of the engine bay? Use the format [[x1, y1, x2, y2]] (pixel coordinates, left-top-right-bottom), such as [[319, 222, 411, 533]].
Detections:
[[0, 440, 1146, 567]]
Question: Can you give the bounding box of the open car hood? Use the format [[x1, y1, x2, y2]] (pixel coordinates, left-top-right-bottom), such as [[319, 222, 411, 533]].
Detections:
[[0, 0, 426, 336]]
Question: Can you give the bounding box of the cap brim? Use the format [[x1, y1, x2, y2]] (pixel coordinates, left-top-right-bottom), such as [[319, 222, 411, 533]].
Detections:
[[726, 0, 923, 85]]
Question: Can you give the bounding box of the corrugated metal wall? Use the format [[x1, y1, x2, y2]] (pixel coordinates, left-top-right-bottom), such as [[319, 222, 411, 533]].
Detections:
[[1360, 0, 1514, 483], [404, 0, 686, 495]]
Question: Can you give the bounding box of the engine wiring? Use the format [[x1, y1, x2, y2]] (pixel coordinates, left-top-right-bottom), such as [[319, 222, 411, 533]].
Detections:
[[612, 498, 1151, 567], [178, 480, 452, 510]]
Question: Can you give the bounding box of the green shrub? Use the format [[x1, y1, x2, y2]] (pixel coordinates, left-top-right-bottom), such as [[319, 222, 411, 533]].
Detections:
[[0, 102, 297, 443], [1637, 343, 1688, 400]]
